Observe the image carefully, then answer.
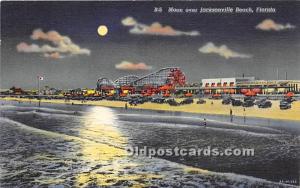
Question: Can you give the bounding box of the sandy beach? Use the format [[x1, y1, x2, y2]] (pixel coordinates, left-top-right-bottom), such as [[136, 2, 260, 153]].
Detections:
[[2, 97, 300, 122]]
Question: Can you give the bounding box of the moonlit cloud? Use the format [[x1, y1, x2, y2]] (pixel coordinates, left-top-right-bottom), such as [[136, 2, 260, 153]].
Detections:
[[16, 43, 41, 53], [115, 61, 152, 70], [16, 29, 91, 59], [256, 19, 296, 31], [199, 42, 251, 59], [121, 16, 200, 36], [121, 17, 137, 26]]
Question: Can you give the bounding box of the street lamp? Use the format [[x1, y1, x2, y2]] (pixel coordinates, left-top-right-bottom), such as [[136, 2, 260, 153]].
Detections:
[[37, 75, 44, 107], [37, 75, 44, 95]]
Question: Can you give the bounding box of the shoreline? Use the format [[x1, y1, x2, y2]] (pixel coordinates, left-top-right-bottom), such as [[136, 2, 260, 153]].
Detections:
[[1, 97, 300, 122]]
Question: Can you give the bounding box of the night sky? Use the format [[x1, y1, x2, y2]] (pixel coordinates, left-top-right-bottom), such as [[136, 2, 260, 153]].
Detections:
[[1, 1, 299, 89]]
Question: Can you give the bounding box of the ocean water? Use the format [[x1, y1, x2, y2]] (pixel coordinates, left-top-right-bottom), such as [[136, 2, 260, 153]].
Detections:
[[0, 101, 299, 187]]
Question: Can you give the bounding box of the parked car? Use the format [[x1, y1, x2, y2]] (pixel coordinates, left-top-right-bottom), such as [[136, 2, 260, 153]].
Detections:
[[222, 98, 231, 105], [143, 97, 153, 102], [242, 100, 254, 107], [258, 100, 272, 108], [254, 98, 267, 106], [119, 97, 131, 102], [166, 98, 179, 106], [151, 97, 165, 104], [197, 99, 206, 104], [231, 99, 243, 106], [244, 96, 255, 102], [280, 101, 291, 110], [128, 96, 145, 105], [180, 98, 194, 105], [106, 96, 116, 101], [129, 100, 138, 106]]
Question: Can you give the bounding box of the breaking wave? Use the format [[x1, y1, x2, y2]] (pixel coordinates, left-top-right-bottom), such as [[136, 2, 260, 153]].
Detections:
[[1, 105, 86, 116]]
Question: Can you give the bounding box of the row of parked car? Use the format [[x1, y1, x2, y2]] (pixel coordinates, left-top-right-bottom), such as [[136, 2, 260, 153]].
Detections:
[[127, 96, 197, 106], [221, 96, 295, 110], [166, 98, 194, 106], [151, 97, 194, 106], [222, 97, 273, 108]]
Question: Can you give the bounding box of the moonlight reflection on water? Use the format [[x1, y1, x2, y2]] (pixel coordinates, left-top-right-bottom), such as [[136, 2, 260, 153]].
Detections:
[[75, 106, 146, 187]]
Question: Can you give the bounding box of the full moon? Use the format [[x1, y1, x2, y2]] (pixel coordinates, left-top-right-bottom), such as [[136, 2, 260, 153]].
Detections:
[[97, 25, 108, 36]]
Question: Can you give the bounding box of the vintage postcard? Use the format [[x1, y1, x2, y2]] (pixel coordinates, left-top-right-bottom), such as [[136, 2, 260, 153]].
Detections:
[[0, 1, 299, 187]]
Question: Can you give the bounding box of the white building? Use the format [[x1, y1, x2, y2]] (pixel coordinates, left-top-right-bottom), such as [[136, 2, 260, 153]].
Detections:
[[201, 77, 255, 88]]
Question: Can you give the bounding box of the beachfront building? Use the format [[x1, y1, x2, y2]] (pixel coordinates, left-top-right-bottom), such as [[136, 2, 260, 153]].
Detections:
[[176, 78, 300, 95], [201, 77, 256, 94], [237, 80, 300, 94]]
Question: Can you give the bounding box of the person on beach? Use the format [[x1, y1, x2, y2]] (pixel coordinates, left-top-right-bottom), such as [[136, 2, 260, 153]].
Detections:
[[203, 118, 207, 128], [125, 103, 128, 110]]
